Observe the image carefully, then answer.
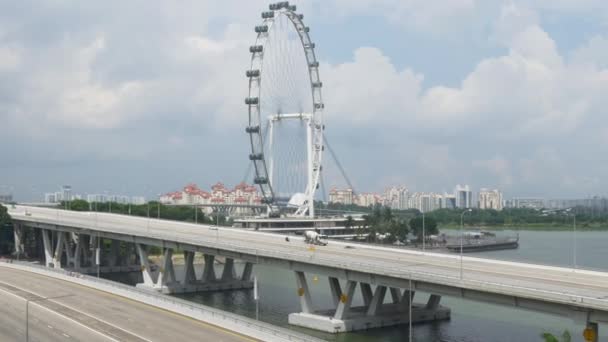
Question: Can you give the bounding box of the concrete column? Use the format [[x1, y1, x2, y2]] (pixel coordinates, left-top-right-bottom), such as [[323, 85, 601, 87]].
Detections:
[[72, 234, 82, 270], [52, 231, 66, 269], [366, 285, 387, 316], [333, 280, 356, 320], [426, 294, 441, 310], [108, 240, 120, 267], [12, 224, 24, 257], [360, 283, 373, 307], [182, 251, 196, 284], [221, 258, 236, 281], [202, 254, 216, 282], [136, 244, 155, 286], [295, 271, 313, 314], [41, 230, 53, 267], [64, 233, 76, 268], [390, 287, 403, 304], [156, 248, 176, 287], [79, 235, 91, 267], [329, 277, 342, 307], [241, 262, 253, 281]]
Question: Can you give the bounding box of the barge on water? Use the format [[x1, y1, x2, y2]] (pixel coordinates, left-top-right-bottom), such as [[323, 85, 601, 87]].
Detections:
[[445, 230, 519, 253]]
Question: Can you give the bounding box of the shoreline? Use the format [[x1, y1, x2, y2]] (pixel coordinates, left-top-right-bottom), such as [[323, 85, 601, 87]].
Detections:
[[439, 225, 608, 231]]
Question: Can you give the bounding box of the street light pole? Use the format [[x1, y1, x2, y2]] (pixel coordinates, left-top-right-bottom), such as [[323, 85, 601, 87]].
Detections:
[[460, 208, 472, 280], [573, 213, 577, 270], [25, 294, 73, 342], [422, 212, 426, 252]]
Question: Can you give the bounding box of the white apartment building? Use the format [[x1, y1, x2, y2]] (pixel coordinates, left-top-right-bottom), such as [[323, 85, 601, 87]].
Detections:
[[383, 186, 409, 210], [478, 188, 503, 210], [355, 192, 383, 207], [328, 188, 354, 205], [454, 184, 473, 208], [409, 192, 443, 213], [512, 197, 545, 209]]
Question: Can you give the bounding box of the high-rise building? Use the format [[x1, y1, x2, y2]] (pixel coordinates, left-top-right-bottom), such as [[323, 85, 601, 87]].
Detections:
[[355, 193, 382, 207], [383, 186, 409, 210], [62, 185, 72, 202], [478, 188, 503, 210], [512, 198, 545, 209], [441, 193, 456, 209], [454, 184, 472, 208], [0, 193, 12, 203], [329, 188, 354, 205], [408, 192, 442, 213]]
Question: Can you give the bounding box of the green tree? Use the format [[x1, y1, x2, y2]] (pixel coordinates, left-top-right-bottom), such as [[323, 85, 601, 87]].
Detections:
[[344, 215, 354, 229], [409, 216, 438, 242], [70, 199, 90, 211], [0, 204, 13, 254], [541, 330, 571, 342]]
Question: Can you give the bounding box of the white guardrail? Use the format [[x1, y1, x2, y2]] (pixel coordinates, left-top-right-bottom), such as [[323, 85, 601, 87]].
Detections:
[[0, 260, 325, 342]]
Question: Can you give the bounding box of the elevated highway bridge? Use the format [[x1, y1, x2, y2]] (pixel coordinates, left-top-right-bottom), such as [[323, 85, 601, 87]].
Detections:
[[7, 205, 607, 338]]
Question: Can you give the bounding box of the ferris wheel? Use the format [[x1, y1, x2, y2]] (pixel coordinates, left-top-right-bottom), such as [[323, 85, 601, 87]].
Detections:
[[245, 2, 324, 217]]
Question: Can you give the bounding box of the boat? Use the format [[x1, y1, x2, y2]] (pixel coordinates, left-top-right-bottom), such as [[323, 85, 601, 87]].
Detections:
[[445, 231, 519, 253]]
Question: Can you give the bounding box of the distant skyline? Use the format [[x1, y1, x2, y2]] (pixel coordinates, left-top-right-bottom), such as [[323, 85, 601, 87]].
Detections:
[[2, 1, 608, 201]]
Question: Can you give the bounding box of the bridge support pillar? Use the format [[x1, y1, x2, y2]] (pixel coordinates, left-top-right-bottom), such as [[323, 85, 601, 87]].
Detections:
[[289, 278, 450, 333], [136, 248, 253, 294], [241, 262, 253, 281], [12, 223, 25, 258], [135, 244, 156, 288], [41, 229, 54, 267], [295, 271, 313, 314], [426, 294, 441, 310]]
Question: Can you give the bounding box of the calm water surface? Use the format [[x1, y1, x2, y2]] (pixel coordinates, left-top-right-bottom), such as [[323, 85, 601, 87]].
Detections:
[[116, 230, 608, 341]]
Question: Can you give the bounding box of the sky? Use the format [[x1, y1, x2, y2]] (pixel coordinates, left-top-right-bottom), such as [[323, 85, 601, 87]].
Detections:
[[1, 0, 608, 201]]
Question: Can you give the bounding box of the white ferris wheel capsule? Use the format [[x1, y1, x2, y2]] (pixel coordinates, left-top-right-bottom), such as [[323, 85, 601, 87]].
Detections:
[[245, 2, 324, 218]]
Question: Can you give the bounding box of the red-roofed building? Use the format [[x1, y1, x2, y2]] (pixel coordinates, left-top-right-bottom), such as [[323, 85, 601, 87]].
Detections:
[[159, 182, 262, 207]]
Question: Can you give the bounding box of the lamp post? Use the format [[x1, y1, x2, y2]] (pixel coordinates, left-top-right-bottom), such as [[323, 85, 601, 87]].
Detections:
[[460, 208, 472, 280], [422, 211, 426, 252], [569, 211, 576, 270]]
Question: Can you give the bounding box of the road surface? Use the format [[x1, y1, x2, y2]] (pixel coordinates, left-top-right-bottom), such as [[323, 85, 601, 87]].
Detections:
[[0, 267, 255, 342]]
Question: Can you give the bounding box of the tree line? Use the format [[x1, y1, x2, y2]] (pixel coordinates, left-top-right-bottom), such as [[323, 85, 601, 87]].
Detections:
[[63, 200, 231, 226]]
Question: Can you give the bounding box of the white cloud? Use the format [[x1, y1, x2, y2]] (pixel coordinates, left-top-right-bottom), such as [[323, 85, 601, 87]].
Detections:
[[328, 0, 477, 33], [322, 47, 422, 124], [0, 46, 20, 71]]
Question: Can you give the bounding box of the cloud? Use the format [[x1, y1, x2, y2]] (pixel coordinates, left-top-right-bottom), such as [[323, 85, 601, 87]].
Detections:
[[322, 47, 422, 124], [1, 1, 608, 200]]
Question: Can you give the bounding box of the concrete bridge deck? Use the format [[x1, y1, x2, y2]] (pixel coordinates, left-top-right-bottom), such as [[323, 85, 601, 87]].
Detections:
[[8, 205, 608, 335]]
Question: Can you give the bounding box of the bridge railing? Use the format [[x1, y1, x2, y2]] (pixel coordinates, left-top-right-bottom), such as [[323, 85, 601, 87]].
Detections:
[[0, 259, 323, 342]]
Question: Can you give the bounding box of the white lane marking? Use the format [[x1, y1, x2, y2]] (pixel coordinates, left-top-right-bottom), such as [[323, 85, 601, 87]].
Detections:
[[0, 279, 152, 342], [48, 324, 54, 329], [0, 286, 120, 342], [62, 333, 71, 338]]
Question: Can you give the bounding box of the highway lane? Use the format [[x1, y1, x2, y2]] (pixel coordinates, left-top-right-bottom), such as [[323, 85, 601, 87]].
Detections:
[[0, 283, 111, 342], [0, 267, 255, 342], [11, 206, 608, 309]]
